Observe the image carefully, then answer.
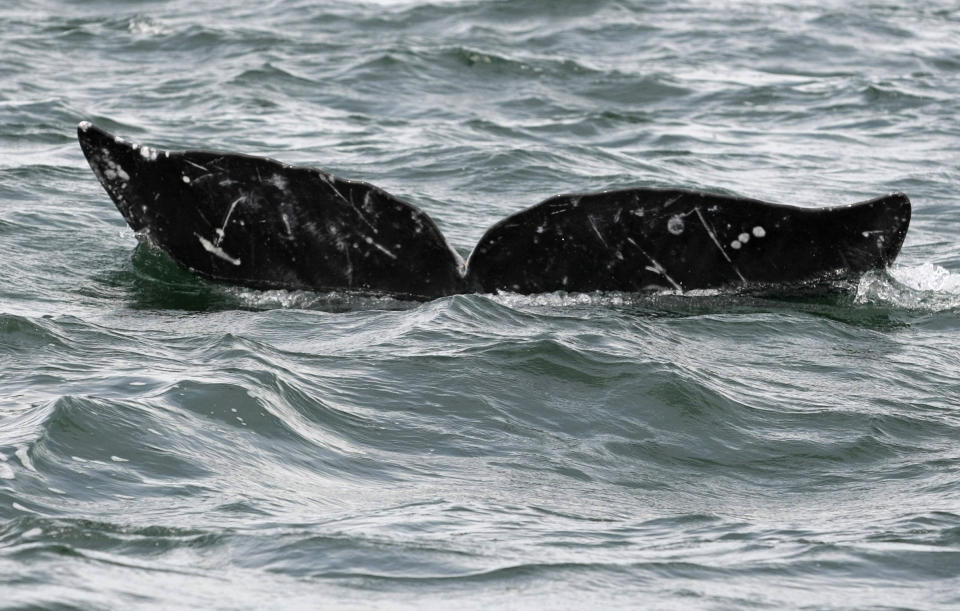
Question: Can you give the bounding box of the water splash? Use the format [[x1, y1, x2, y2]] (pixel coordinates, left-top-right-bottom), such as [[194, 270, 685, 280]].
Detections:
[[855, 263, 960, 311], [228, 287, 420, 312]]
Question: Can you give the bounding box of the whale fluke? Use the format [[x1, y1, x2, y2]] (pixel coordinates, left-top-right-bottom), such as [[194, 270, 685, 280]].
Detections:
[[77, 122, 910, 299]]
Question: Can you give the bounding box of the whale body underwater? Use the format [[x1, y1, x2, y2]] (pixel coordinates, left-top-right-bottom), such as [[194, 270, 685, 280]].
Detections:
[[77, 122, 911, 300]]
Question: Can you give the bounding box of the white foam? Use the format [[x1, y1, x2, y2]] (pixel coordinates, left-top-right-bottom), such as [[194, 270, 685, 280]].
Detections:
[[855, 263, 960, 311], [128, 16, 168, 36], [490, 289, 697, 309], [891, 262, 960, 294], [227, 288, 417, 311]]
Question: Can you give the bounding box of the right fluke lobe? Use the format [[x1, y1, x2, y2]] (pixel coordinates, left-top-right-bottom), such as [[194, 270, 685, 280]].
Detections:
[[466, 188, 910, 293]]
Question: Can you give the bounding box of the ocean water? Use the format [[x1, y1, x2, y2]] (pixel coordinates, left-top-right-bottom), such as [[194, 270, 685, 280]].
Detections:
[[2, 0, 960, 608]]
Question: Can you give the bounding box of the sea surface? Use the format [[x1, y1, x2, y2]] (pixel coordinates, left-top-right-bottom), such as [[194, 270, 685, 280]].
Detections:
[[2, 0, 960, 608]]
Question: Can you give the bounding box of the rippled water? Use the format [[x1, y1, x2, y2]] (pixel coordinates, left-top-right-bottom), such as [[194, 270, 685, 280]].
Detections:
[[2, 0, 960, 608]]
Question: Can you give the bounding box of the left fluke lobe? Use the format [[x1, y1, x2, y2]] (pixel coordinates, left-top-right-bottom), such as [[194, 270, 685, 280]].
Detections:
[[77, 122, 467, 299]]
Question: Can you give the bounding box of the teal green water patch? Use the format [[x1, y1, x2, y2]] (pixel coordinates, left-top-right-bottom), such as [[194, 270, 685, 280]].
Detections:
[[91, 243, 246, 312]]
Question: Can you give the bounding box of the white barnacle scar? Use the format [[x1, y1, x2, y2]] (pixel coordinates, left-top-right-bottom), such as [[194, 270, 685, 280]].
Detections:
[[732, 226, 766, 249]]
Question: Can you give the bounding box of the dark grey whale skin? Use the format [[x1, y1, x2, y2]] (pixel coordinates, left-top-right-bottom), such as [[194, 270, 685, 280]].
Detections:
[[78, 122, 465, 299], [78, 122, 910, 300], [466, 187, 910, 294]]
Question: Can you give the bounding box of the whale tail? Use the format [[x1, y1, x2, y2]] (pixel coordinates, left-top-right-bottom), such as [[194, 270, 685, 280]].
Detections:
[[78, 122, 910, 299]]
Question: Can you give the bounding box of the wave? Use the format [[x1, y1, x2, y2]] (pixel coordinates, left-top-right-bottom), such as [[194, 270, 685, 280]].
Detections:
[[6, 289, 953, 512], [0, 314, 70, 354], [3, 0, 960, 606]]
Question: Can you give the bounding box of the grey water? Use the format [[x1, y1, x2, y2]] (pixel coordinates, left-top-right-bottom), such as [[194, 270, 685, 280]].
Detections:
[[2, 0, 960, 608]]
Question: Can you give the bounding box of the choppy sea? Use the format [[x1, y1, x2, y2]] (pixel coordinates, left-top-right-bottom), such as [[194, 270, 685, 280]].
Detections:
[[2, 0, 960, 608]]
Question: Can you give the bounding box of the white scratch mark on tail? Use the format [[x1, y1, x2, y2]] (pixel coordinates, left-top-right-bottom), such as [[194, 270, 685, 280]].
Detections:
[[625, 237, 682, 291], [365, 236, 397, 259], [196, 234, 241, 266], [694, 207, 746, 283], [588, 215, 608, 247], [216, 195, 246, 247]]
